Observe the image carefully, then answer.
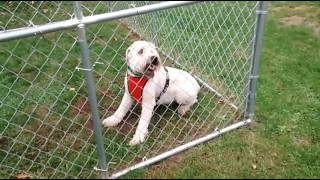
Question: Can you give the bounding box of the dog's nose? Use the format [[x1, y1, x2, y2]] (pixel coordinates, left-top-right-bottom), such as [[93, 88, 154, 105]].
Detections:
[[151, 56, 159, 66]]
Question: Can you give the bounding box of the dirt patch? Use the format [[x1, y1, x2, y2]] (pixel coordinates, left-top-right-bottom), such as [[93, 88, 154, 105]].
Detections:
[[271, 4, 314, 13], [292, 5, 312, 12], [274, 3, 320, 37], [114, 107, 141, 136], [143, 151, 185, 178], [69, 96, 93, 134], [280, 16, 305, 26], [117, 121, 134, 136], [271, 6, 287, 12], [70, 96, 91, 116], [128, 31, 141, 41], [69, 90, 125, 134], [0, 137, 9, 149], [314, 26, 320, 36], [94, 35, 107, 45], [306, 21, 320, 37], [14, 172, 33, 179], [293, 137, 311, 146], [118, 22, 143, 41], [23, 104, 51, 122], [36, 125, 54, 147], [280, 15, 320, 37]]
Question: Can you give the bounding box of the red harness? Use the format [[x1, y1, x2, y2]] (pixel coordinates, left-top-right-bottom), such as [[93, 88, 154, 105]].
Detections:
[[127, 75, 149, 103], [127, 67, 169, 104]]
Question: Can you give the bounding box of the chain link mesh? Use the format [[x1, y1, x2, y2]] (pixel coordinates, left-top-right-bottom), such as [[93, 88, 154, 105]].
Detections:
[[0, 1, 258, 178]]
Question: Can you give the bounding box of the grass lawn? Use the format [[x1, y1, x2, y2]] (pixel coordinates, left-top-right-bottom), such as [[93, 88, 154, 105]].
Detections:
[[0, 1, 319, 179]]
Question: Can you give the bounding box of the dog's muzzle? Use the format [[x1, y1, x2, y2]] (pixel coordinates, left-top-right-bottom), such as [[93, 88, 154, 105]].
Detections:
[[145, 56, 159, 72]]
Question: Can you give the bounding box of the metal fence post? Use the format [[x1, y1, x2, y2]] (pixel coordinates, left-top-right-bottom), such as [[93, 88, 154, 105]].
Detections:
[[148, 2, 158, 45], [106, 1, 112, 13], [73, 1, 108, 178], [244, 1, 268, 119]]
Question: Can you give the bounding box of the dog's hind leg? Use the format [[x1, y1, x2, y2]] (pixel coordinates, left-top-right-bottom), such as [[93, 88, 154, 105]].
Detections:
[[174, 86, 198, 116], [102, 92, 133, 127], [177, 98, 197, 116]]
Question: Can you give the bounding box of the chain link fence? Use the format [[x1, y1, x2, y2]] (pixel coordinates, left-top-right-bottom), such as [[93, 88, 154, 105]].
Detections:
[[0, 1, 267, 178]]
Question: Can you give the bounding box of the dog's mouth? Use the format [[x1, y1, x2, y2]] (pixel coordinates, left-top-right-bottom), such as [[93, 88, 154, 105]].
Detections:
[[144, 56, 159, 73], [145, 64, 157, 72]]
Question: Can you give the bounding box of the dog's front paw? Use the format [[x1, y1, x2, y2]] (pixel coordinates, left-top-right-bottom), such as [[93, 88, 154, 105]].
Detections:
[[129, 131, 148, 146], [102, 115, 121, 127], [178, 105, 190, 116]]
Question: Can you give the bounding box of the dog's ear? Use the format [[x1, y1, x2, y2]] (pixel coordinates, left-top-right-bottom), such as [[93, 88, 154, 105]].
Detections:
[[125, 48, 130, 62], [149, 42, 156, 49], [147, 42, 162, 67], [157, 56, 163, 67]]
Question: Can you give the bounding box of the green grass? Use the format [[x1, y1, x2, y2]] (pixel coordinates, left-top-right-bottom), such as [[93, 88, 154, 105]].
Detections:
[[1, 1, 319, 179]]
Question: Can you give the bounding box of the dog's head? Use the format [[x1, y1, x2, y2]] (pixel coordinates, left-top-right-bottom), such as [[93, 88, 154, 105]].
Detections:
[[125, 41, 161, 77]]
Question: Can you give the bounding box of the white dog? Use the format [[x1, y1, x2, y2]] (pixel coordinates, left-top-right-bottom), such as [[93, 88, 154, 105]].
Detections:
[[102, 41, 200, 146]]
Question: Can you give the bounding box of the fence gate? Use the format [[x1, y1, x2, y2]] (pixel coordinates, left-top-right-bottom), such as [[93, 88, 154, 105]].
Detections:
[[0, 1, 267, 178]]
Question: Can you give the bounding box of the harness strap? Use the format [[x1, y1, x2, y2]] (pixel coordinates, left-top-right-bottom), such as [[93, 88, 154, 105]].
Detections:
[[156, 67, 169, 103]]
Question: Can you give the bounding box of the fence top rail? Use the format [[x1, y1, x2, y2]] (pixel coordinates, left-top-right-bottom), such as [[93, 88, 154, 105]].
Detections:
[[0, 1, 200, 42]]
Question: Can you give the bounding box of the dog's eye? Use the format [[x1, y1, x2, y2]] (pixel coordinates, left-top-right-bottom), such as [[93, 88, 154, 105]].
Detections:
[[138, 48, 144, 55]]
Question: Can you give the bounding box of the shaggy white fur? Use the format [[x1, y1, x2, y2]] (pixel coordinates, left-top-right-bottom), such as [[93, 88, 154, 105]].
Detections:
[[102, 41, 200, 146]]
